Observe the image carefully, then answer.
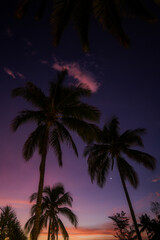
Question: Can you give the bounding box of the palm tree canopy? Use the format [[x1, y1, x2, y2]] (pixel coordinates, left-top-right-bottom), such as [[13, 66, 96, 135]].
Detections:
[[11, 71, 100, 165], [25, 183, 78, 239], [84, 116, 156, 188], [14, 0, 159, 52]]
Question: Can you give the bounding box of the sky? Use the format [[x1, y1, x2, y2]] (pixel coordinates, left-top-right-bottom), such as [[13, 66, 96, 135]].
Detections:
[[0, 1, 160, 240]]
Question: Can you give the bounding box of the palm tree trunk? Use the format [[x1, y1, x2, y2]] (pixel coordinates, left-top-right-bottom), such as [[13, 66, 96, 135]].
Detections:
[[31, 127, 49, 240], [118, 164, 142, 240], [48, 219, 51, 240]]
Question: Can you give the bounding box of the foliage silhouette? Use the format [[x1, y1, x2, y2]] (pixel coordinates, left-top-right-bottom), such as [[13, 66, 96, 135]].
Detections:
[[0, 206, 27, 240], [15, 0, 159, 52], [139, 213, 160, 240], [11, 71, 100, 240], [25, 183, 78, 240], [109, 211, 136, 240], [84, 116, 156, 240], [150, 201, 160, 217]]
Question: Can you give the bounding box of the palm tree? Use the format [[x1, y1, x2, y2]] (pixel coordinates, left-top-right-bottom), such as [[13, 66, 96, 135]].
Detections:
[[84, 117, 156, 240], [14, 0, 158, 52], [25, 183, 78, 240], [0, 206, 27, 240], [11, 71, 100, 240]]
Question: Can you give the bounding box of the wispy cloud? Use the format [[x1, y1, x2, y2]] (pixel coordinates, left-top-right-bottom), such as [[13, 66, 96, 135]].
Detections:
[[4, 67, 25, 79], [52, 60, 100, 93], [40, 59, 50, 65], [155, 192, 160, 197], [16, 72, 25, 79], [4, 67, 16, 79], [0, 198, 31, 207], [152, 176, 160, 183]]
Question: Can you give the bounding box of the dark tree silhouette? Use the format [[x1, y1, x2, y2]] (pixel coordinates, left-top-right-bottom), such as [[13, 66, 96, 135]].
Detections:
[[0, 206, 27, 240], [11, 71, 100, 240], [139, 213, 160, 240], [15, 0, 159, 52], [25, 183, 78, 240], [84, 117, 156, 240], [151, 201, 160, 218], [109, 211, 136, 240]]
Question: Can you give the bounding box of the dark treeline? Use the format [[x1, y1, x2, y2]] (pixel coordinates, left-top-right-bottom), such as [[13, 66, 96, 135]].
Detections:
[[109, 201, 160, 240]]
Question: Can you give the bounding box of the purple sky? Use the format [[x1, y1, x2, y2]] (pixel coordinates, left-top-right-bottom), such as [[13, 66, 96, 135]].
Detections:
[[0, 1, 160, 239]]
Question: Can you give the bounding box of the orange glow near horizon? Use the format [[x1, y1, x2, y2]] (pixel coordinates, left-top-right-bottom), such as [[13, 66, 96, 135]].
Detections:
[[36, 226, 116, 240]]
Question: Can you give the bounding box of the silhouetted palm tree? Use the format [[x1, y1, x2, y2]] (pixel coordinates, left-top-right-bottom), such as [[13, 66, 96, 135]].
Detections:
[[84, 117, 156, 240], [0, 206, 27, 240], [15, 0, 158, 52], [11, 71, 100, 240], [25, 183, 78, 240]]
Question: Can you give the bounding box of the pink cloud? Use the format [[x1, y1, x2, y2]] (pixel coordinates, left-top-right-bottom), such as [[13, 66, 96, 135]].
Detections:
[[155, 192, 160, 197], [52, 61, 100, 93], [0, 198, 32, 206], [4, 67, 16, 79], [4, 67, 25, 80], [40, 60, 49, 65], [152, 176, 160, 182], [16, 72, 25, 79]]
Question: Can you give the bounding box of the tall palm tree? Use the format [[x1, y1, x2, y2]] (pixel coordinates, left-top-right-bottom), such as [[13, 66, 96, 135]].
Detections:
[[11, 71, 100, 240], [15, 0, 158, 52], [25, 183, 78, 240], [84, 117, 156, 240]]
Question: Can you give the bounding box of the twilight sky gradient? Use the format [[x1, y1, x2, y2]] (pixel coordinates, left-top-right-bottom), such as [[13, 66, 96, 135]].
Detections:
[[0, 1, 160, 240]]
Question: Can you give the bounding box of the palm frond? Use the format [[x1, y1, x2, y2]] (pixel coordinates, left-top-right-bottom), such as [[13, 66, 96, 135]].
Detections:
[[11, 110, 44, 131], [119, 128, 146, 147], [117, 156, 139, 188], [54, 121, 78, 157], [43, 184, 65, 202], [54, 83, 93, 111], [62, 102, 100, 123], [58, 207, 78, 227], [49, 128, 62, 166], [15, 0, 33, 19], [62, 117, 101, 143], [94, 156, 112, 187], [30, 204, 37, 216], [51, 0, 75, 46], [93, 0, 130, 47], [35, 0, 49, 20], [24, 215, 35, 234], [123, 149, 156, 170], [108, 116, 120, 141], [57, 218, 69, 240], [49, 71, 68, 100], [23, 125, 46, 160], [30, 192, 38, 202], [73, 0, 92, 52], [12, 82, 47, 109], [84, 144, 111, 186], [117, 0, 157, 22], [56, 192, 73, 207]]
